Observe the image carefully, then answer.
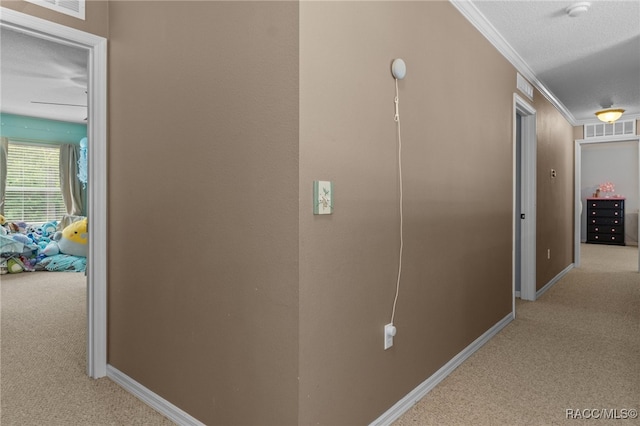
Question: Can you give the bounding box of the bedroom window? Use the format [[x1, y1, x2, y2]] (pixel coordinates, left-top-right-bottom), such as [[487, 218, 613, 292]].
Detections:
[[5, 142, 66, 223]]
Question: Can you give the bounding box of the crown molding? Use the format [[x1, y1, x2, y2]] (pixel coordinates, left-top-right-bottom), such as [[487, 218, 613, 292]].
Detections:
[[450, 0, 578, 126]]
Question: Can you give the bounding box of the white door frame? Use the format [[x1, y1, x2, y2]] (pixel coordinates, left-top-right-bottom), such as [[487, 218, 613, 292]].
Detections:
[[574, 135, 640, 271], [0, 8, 108, 378], [513, 94, 537, 306]]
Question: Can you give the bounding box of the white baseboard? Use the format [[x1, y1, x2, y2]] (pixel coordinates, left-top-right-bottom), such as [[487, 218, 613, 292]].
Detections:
[[107, 365, 204, 426], [370, 313, 513, 426], [536, 263, 574, 299]]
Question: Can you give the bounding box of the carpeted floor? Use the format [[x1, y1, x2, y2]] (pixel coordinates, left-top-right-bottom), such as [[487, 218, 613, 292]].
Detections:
[[393, 244, 639, 426], [0, 271, 174, 425], [1, 244, 638, 425]]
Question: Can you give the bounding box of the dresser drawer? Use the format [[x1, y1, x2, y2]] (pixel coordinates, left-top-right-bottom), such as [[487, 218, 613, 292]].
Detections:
[[587, 199, 624, 209], [587, 233, 624, 244], [588, 225, 623, 235], [588, 217, 623, 225], [589, 209, 622, 218]]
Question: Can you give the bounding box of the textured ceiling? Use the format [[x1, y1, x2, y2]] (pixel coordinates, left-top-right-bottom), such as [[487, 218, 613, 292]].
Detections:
[[1, 1, 639, 125], [470, 0, 640, 123]]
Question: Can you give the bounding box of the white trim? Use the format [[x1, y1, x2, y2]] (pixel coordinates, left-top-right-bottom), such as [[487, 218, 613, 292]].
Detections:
[[577, 134, 639, 145], [514, 94, 537, 301], [574, 140, 582, 268], [1, 7, 108, 378], [107, 365, 205, 426], [574, 135, 640, 272], [450, 0, 577, 126], [24, 0, 85, 20], [370, 314, 513, 426], [536, 263, 573, 299]]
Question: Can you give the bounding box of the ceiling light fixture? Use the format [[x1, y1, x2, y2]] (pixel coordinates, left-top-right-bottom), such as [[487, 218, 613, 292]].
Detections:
[[595, 108, 625, 124], [566, 2, 591, 18]]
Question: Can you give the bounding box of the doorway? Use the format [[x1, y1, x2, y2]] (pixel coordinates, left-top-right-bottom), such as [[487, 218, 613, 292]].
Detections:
[[574, 135, 640, 272], [513, 94, 537, 309], [0, 8, 108, 378]]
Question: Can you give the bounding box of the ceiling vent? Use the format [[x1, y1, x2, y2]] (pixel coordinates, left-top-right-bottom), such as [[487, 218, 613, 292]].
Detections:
[[584, 119, 636, 139], [24, 0, 85, 20]]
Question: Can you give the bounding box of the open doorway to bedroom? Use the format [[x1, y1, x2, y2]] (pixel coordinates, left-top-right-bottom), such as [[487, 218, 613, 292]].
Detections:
[[0, 26, 90, 386], [0, 8, 108, 378], [575, 135, 640, 272], [1, 27, 89, 270]]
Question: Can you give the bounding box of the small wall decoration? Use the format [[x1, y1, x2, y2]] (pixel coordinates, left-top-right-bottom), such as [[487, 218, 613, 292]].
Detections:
[[313, 181, 333, 215]]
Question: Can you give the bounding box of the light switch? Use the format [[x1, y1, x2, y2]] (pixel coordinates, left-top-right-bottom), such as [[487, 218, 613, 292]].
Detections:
[[313, 181, 333, 215]]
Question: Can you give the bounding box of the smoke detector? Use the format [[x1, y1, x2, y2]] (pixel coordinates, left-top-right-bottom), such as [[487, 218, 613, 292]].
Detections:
[[566, 2, 591, 18]]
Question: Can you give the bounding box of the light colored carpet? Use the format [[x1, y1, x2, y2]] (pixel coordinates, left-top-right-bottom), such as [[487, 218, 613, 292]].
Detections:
[[0, 271, 175, 425], [2, 245, 638, 425], [394, 244, 639, 426]]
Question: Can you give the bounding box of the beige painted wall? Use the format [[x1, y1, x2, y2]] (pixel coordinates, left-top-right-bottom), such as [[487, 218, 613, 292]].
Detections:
[[533, 94, 575, 289], [5, 1, 576, 424], [299, 2, 540, 423], [0, 0, 109, 37], [107, 2, 299, 424]]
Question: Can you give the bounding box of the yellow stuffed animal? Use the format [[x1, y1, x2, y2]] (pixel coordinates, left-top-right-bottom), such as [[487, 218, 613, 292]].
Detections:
[[56, 218, 88, 257]]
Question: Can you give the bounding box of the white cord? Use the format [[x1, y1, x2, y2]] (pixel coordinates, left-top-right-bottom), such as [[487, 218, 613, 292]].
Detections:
[[391, 78, 403, 325]]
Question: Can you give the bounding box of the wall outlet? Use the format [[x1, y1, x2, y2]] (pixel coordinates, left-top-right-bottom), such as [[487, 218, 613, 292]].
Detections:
[[384, 323, 396, 350], [547, 248, 551, 259]]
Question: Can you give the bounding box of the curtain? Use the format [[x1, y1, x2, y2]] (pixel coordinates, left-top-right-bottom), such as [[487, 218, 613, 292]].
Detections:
[[59, 144, 86, 216], [0, 137, 8, 215]]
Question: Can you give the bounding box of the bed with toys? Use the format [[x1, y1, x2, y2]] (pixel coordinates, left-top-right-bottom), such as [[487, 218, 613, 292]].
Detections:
[[0, 214, 88, 275]]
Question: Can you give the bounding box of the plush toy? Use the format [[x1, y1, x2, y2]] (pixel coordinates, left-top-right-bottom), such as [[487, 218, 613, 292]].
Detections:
[[11, 233, 32, 245], [7, 258, 24, 273], [42, 240, 60, 256], [55, 218, 88, 257], [41, 221, 58, 236], [0, 214, 6, 226]]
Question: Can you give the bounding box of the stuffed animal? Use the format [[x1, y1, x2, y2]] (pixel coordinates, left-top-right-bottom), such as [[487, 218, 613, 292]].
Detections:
[[41, 221, 58, 236], [11, 233, 32, 245], [7, 258, 24, 273], [55, 218, 88, 257], [42, 240, 60, 256]]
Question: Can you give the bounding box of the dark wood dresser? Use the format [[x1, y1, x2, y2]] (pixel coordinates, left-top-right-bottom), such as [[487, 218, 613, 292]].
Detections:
[[586, 197, 625, 246]]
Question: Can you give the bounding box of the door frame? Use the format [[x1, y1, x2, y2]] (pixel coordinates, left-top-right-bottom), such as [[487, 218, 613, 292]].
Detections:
[[513, 94, 537, 307], [1, 8, 108, 378], [574, 134, 640, 271]]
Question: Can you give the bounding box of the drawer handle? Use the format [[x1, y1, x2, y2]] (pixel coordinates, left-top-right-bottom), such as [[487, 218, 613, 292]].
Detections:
[[612, 228, 616, 232], [614, 203, 619, 207], [592, 203, 596, 207], [614, 212, 619, 216], [612, 236, 616, 240], [595, 227, 599, 231], [595, 236, 599, 239], [614, 220, 619, 224], [592, 211, 596, 215]]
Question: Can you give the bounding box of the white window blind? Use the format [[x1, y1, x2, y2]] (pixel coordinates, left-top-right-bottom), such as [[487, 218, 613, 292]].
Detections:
[[5, 143, 66, 223]]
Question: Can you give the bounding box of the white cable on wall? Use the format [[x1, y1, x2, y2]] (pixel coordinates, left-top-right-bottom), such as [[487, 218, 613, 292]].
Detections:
[[390, 59, 406, 326]]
